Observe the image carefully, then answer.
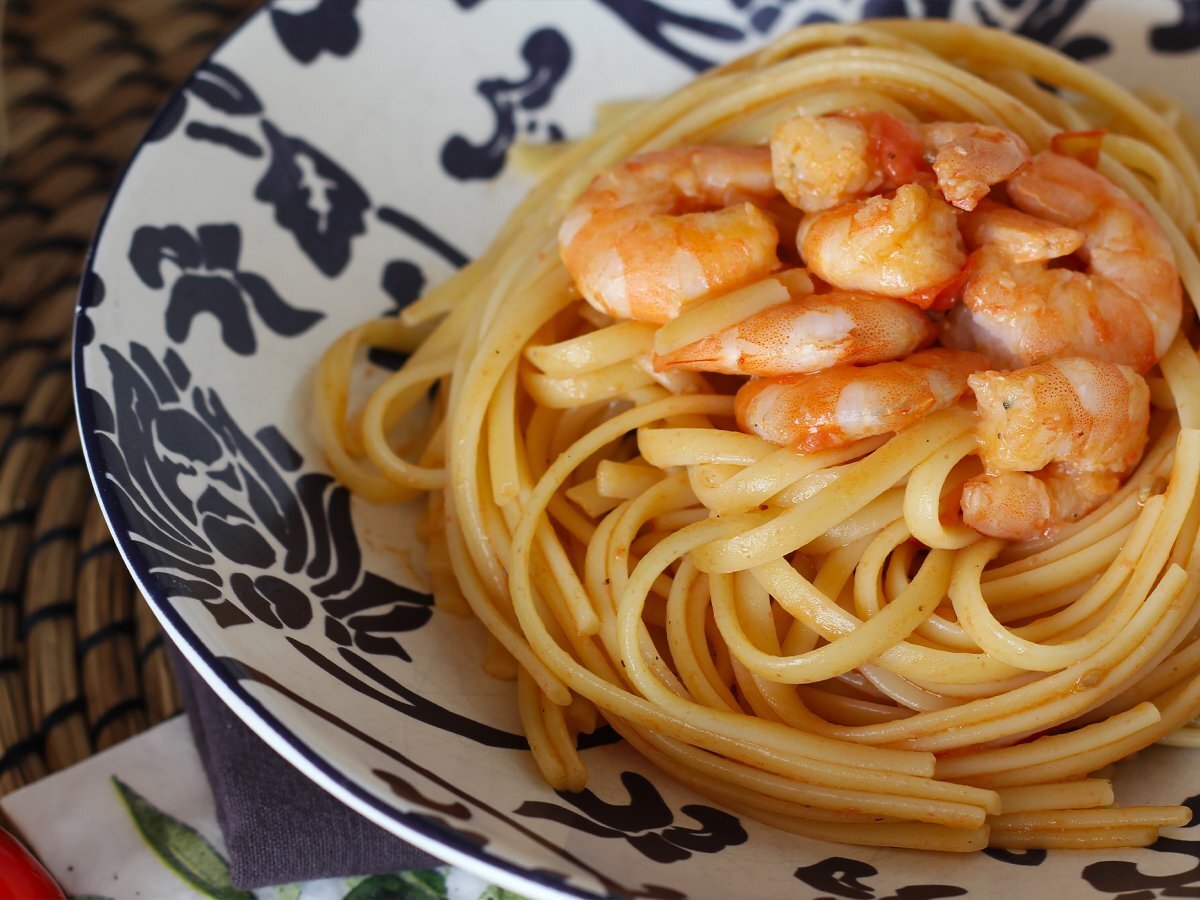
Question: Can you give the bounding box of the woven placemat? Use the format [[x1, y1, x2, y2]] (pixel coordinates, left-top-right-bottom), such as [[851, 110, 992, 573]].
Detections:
[[0, 0, 258, 796]]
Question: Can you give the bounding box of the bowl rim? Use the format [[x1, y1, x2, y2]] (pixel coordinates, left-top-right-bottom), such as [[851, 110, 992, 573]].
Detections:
[[69, 6, 598, 898]]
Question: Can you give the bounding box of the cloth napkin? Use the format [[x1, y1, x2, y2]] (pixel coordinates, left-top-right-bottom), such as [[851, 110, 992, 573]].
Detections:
[[170, 647, 441, 889], [0, 703, 497, 899]]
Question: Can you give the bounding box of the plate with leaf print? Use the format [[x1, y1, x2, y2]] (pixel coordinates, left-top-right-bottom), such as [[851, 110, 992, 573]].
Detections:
[[73, 1, 1200, 898]]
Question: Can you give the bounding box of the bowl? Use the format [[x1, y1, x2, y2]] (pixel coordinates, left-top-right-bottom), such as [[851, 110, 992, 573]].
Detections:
[[74, 2, 1200, 896]]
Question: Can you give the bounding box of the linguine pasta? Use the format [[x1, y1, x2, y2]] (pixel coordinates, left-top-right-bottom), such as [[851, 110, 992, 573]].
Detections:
[[315, 21, 1200, 851]]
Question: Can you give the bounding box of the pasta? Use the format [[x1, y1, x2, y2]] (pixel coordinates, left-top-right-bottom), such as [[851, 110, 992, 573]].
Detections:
[[314, 21, 1200, 851]]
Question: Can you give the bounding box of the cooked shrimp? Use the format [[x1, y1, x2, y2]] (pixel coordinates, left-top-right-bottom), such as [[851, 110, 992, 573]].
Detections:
[[945, 152, 1182, 372], [799, 183, 967, 307], [736, 348, 987, 453], [559, 146, 781, 325], [957, 199, 1084, 263], [771, 111, 1028, 213], [961, 357, 1150, 540], [770, 112, 916, 213], [922, 122, 1030, 211], [655, 290, 934, 376]]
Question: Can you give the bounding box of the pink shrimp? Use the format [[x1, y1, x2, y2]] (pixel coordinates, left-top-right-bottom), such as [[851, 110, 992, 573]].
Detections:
[[770, 110, 1029, 213], [922, 121, 1031, 211], [961, 357, 1150, 541], [558, 146, 781, 325], [735, 348, 987, 453], [654, 289, 934, 376], [956, 199, 1084, 263], [799, 183, 968, 307], [944, 151, 1182, 372]]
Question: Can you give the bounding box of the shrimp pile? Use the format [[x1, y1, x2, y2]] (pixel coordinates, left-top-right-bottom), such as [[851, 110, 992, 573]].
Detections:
[[557, 110, 1183, 542]]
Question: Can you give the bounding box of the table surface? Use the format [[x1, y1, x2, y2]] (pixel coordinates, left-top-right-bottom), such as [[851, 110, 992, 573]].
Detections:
[[0, 0, 259, 803]]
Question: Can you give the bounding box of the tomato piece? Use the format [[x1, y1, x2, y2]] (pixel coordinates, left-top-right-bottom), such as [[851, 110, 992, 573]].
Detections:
[[0, 827, 64, 900], [840, 109, 931, 186]]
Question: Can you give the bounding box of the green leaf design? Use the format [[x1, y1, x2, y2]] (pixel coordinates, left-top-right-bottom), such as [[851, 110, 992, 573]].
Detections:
[[478, 886, 528, 900], [111, 776, 254, 900], [341, 869, 448, 900], [405, 869, 447, 897], [275, 884, 302, 900]]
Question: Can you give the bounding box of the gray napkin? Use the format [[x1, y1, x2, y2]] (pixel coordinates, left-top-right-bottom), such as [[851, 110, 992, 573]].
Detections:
[[170, 647, 440, 889]]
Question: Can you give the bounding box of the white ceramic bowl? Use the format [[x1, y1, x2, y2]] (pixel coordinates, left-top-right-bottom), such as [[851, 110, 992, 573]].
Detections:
[[74, 2, 1200, 896]]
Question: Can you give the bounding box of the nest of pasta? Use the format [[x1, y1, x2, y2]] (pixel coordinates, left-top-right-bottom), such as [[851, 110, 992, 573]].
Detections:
[[317, 21, 1200, 852]]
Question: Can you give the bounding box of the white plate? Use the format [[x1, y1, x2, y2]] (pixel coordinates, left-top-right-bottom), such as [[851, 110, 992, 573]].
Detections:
[[74, 2, 1200, 897]]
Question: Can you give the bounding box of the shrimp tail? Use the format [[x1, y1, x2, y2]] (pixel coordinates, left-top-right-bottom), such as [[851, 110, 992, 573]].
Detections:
[[961, 471, 1053, 541]]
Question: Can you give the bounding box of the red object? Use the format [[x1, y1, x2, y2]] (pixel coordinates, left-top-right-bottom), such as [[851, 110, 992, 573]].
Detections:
[[839, 108, 932, 186], [1051, 129, 1107, 168], [0, 827, 64, 900]]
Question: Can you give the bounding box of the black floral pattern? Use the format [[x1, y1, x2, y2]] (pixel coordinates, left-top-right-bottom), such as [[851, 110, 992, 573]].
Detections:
[[270, 0, 361, 64], [76, 270, 106, 347], [184, 122, 264, 158], [983, 847, 1048, 867], [515, 771, 746, 863], [596, 0, 1105, 68], [146, 61, 263, 144], [595, 0, 743, 71], [89, 343, 432, 661], [1081, 794, 1200, 897], [440, 28, 571, 181], [862, 0, 951, 18], [972, 0, 1111, 61], [1151, 0, 1200, 52], [256, 120, 371, 277], [128, 223, 323, 355], [187, 62, 264, 116], [794, 856, 967, 899]]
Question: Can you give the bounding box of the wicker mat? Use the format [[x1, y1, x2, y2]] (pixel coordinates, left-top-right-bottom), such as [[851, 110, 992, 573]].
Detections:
[[0, 0, 257, 797]]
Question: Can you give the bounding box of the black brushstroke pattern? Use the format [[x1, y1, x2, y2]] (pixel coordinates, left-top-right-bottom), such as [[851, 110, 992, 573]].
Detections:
[[146, 94, 187, 143], [1152, 0, 1200, 52], [271, 0, 360, 64], [863, 0, 951, 17], [188, 62, 263, 115], [516, 771, 746, 863], [1081, 793, 1200, 895], [595, 0, 742, 71], [794, 857, 967, 899], [128, 223, 323, 355], [376, 207, 468, 269], [441, 28, 571, 181], [185, 122, 263, 157], [146, 61, 263, 144], [972, 0, 1110, 61], [93, 344, 434, 672], [256, 120, 370, 276], [77, 271, 105, 346], [290, 640, 523, 748], [983, 848, 1047, 867]]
